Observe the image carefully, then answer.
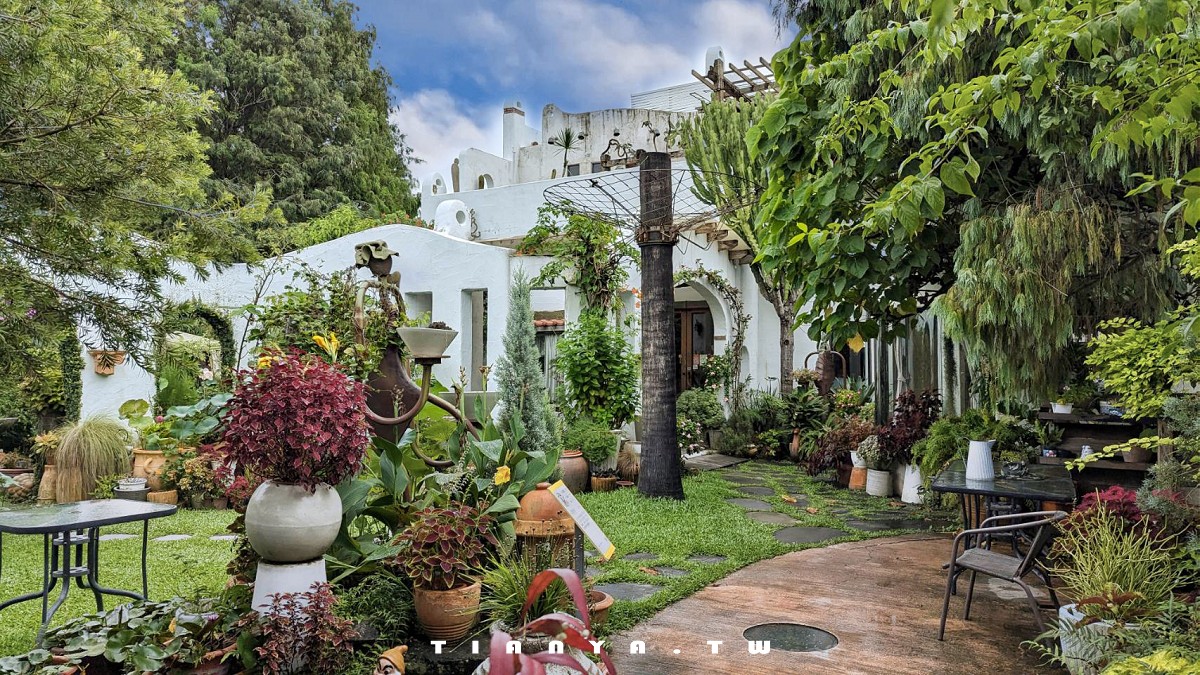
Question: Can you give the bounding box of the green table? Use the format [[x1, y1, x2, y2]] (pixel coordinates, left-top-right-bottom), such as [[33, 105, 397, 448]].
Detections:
[[0, 500, 177, 644]]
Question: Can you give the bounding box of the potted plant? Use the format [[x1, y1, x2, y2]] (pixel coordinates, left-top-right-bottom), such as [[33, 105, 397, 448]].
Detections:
[[88, 348, 126, 375], [391, 502, 498, 642], [480, 551, 573, 653], [857, 435, 892, 497], [1053, 382, 1096, 415], [1046, 498, 1181, 674], [32, 430, 61, 504], [397, 320, 458, 360], [589, 468, 619, 492], [221, 350, 370, 566], [478, 568, 617, 675], [54, 416, 133, 503], [1035, 421, 1064, 457], [0, 451, 34, 478]]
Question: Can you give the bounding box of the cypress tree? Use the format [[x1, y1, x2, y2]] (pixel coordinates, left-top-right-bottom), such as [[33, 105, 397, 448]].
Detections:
[[495, 271, 552, 453]]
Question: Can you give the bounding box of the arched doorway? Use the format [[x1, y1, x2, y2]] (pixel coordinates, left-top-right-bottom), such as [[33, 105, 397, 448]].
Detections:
[[673, 283, 723, 392]]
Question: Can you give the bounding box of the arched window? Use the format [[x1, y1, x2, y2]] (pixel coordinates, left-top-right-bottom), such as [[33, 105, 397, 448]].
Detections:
[[477, 174, 494, 189]]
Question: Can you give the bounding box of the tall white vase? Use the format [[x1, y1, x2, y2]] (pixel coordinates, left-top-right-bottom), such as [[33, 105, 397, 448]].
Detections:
[[965, 439, 996, 481]]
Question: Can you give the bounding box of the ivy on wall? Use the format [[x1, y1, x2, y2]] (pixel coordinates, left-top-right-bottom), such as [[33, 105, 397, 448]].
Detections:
[[59, 334, 83, 423], [674, 264, 750, 405]]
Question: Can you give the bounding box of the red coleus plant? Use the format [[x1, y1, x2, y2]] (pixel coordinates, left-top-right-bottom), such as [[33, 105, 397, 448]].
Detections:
[[391, 503, 500, 590], [488, 568, 617, 675], [877, 389, 942, 464], [221, 349, 370, 492]]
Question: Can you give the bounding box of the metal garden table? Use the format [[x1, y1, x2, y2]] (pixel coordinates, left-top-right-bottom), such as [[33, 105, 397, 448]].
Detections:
[[931, 459, 1075, 595], [0, 500, 177, 644]]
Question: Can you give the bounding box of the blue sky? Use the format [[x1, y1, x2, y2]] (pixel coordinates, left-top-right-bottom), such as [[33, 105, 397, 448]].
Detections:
[[353, 0, 796, 183]]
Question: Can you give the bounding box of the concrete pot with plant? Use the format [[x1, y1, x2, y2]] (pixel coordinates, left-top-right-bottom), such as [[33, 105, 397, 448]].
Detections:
[[857, 435, 892, 497], [392, 503, 499, 642], [221, 350, 370, 565]]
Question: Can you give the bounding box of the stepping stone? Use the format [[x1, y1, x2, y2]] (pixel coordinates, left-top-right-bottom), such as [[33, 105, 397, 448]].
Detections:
[[720, 474, 765, 485], [623, 552, 657, 561], [98, 534, 135, 541], [830, 508, 852, 515], [747, 511, 798, 526], [773, 526, 850, 545], [594, 582, 660, 601], [685, 454, 746, 471], [586, 566, 603, 578], [738, 486, 776, 496], [686, 554, 727, 564], [209, 534, 238, 541], [726, 498, 773, 511], [650, 567, 689, 577], [784, 494, 809, 506], [152, 534, 192, 542]]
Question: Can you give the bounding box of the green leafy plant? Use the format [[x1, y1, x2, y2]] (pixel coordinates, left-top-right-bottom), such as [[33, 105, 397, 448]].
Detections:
[[334, 572, 414, 646], [390, 503, 499, 590], [89, 473, 127, 500], [677, 388, 725, 430], [910, 409, 1003, 480], [563, 419, 616, 465], [480, 551, 572, 630], [554, 310, 639, 428], [495, 270, 553, 455], [520, 203, 637, 314], [1086, 316, 1199, 420]]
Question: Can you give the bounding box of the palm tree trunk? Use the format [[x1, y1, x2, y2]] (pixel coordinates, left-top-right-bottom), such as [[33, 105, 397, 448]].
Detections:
[[637, 152, 684, 500]]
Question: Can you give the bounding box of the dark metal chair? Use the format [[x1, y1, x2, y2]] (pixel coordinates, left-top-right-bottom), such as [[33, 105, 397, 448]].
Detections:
[[938, 510, 1067, 640]]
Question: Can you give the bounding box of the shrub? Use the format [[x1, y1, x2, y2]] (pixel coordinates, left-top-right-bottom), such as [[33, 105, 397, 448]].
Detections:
[[480, 550, 572, 629], [807, 415, 875, 475], [554, 310, 639, 427], [221, 350, 369, 491], [335, 573, 414, 645], [677, 417, 706, 455], [677, 388, 725, 430], [495, 270, 553, 454], [857, 435, 889, 471], [390, 503, 498, 590], [564, 418, 617, 464], [253, 583, 354, 675]]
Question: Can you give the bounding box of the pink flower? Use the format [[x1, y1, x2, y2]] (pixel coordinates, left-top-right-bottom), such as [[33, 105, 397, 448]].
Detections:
[[154, 415, 165, 423]]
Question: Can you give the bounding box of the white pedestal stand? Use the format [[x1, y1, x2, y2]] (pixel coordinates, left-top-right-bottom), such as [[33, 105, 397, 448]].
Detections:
[[251, 559, 327, 612]]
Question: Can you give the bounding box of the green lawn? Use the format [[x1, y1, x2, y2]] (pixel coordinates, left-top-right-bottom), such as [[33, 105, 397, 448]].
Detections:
[[0, 509, 236, 657]]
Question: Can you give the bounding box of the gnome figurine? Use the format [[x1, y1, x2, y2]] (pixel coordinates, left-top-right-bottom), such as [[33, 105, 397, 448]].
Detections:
[[373, 645, 408, 675]]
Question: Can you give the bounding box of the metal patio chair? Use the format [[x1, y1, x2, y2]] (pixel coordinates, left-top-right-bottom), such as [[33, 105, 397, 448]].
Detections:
[[937, 510, 1068, 640]]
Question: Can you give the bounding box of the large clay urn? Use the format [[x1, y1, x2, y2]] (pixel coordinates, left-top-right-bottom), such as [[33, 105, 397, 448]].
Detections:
[[557, 450, 589, 494], [413, 581, 482, 642], [244, 480, 342, 562]]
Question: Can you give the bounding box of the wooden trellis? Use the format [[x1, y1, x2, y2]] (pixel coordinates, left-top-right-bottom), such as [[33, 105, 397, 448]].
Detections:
[[692, 56, 778, 101]]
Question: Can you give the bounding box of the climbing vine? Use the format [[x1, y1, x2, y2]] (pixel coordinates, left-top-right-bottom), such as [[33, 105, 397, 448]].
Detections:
[[674, 264, 750, 404], [520, 203, 639, 314], [162, 300, 236, 380]]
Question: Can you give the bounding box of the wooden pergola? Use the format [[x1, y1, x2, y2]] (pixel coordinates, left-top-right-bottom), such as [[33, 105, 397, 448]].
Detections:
[[691, 56, 778, 101]]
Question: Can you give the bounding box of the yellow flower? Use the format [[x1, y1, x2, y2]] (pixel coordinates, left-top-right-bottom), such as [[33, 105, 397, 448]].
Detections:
[[313, 334, 329, 352], [493, 466, 512, 486], [313, 332, 341, 362], [328, 332, 340, 354], [256, 356, 272, 369]]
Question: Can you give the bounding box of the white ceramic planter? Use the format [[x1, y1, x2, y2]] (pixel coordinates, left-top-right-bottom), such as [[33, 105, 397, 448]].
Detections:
[[850, 451, 866, 469], [1057, 604, 1108, 675], [965, 439, 996, 481], [891, 462, 908, 496], [1051, 403, 1073, 414], [865, 468, 891, 497], [245, 480, 342, 563], [397, 327, 458, 359], [901, 464, 924, 504]]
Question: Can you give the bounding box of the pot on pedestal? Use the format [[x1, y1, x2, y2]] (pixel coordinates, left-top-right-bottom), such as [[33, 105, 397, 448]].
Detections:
[[244, 480, 342, 562]]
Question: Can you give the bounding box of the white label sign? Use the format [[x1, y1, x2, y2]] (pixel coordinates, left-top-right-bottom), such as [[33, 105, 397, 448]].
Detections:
[[547, 480, 616, 560]]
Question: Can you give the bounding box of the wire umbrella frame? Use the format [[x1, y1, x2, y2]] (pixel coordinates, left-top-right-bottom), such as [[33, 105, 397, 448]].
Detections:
[[541, 164, 762, 235]]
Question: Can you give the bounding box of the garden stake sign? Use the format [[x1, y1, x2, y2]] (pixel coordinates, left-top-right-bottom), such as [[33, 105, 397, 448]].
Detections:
[[547, 480, 616, 560]]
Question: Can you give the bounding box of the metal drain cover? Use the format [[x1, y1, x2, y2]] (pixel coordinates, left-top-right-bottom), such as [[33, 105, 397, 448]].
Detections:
[[742, 623, 839, 652]]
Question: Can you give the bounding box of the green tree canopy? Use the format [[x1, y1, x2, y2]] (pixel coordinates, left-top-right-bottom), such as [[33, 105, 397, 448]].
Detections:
[[755, 0, 1199, 401], [166, 0, 419, 226], [0, 0, 265, 364]]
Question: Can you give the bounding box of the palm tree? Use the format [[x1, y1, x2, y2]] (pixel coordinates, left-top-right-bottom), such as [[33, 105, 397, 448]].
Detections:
[[548, 127, 586, 176], [636, 151, 685, 500]]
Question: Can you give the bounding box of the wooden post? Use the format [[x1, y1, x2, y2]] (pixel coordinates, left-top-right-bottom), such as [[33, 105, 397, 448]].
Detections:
[[637, 152, 685, 500]]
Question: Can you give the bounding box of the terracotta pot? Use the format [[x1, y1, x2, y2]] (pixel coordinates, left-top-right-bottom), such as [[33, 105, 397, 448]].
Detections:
[[616, 480, 634, 489], [88, 349, 126, 375], [1121, 446, 1152, 464], [517, 482, 569, 522], [558, 450, 589, 493], [132, 449, 167, 490], [211, 497, 229, 510], [414, 581, 481, 642], [835, 461, 852, 487], [848, 466, 868, 491], [587, 590, 614, 627], [36, 464, 57, 504], [147, 489, 178, 505], [590, 476, 618, 492]]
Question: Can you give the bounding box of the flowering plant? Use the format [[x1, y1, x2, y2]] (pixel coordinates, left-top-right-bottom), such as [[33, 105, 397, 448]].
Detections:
[[390, 503, 498, 590], [164, 453, 225, 501], [677, 417, 706, 455], [221, 349, 369, 491]]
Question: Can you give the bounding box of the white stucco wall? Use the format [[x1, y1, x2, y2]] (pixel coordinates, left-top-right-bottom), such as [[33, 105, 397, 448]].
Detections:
[[79, 225, 517, 419]]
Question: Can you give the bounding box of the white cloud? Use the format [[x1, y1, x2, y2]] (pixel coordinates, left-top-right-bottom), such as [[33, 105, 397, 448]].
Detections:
[[390, 89, 501, 182], [693, 0, 785, 65]]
